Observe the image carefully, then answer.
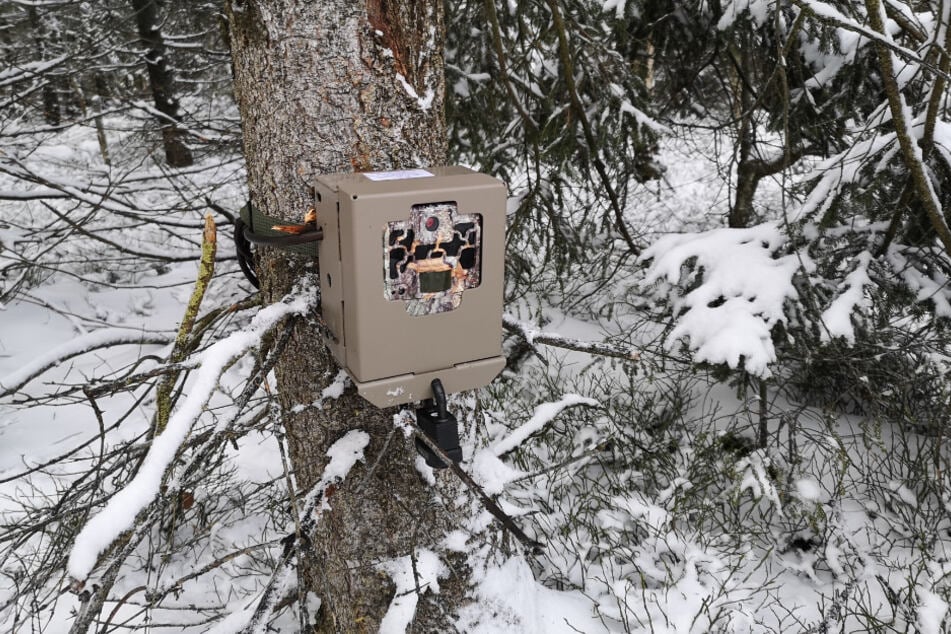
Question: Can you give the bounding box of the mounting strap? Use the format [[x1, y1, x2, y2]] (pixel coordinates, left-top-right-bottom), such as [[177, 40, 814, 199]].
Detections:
[[238, 201, 323, 256], [234, 201, 324, 289]]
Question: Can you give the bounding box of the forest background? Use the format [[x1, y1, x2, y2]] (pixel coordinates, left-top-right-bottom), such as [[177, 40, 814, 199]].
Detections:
[[2, 0, 951, 632]]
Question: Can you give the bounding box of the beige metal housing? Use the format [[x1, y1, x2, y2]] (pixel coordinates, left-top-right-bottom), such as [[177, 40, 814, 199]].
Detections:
[[315, 166, 506, 407]]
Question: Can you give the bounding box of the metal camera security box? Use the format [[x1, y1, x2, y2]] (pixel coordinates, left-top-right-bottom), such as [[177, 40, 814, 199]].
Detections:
[[314, 166, 506, 408]]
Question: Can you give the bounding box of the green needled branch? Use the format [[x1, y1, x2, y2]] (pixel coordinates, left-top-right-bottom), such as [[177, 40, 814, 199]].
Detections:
[[865, 0, 951, 259], [155, 214, 217, 434], [544, 0, 641, 255]]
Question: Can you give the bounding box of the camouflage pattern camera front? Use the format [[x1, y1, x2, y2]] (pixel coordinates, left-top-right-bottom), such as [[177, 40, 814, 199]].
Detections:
[[384, 202, 483, 316]]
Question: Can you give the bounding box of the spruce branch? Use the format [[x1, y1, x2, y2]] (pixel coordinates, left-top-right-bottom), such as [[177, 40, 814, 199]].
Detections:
[[544, 0, 641, 255], [864, 0, 951, 259]]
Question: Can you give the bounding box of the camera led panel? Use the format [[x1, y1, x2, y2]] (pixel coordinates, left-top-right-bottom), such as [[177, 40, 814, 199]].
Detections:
[[383, 202, 483, 316]]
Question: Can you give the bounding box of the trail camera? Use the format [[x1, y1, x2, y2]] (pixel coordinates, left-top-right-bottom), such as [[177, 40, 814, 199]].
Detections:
[[315, 166, 506, 408]]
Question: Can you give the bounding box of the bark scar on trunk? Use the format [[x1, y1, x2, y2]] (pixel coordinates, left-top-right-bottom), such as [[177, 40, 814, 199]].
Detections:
[[366, 0, 411, 79]]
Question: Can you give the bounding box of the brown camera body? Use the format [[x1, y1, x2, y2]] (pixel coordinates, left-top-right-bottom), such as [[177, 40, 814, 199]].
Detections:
[[314, 166, 506, 407]]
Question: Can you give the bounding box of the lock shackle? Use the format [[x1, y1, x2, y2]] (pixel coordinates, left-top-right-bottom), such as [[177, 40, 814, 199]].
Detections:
[[430, 378, 449, 420]]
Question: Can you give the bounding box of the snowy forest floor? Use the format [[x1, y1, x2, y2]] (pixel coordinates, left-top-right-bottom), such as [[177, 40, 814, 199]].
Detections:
[[2, 110, 950, 633]]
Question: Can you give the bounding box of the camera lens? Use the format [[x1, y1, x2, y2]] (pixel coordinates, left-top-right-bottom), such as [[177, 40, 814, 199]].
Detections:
[[425, 216, 439, 231]]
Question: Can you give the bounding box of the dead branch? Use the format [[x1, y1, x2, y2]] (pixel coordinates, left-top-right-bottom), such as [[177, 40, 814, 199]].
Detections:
[[502, 314, 641, 362]]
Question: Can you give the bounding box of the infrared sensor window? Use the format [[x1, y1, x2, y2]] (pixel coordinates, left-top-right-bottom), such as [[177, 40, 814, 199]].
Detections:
[[383, 202, 483, 316]]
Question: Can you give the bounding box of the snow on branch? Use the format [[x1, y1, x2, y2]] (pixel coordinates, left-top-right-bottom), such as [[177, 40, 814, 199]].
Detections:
[[792, 0, 933, 70], [377, 549, 446, 634], [820, 251, 873, 343], [67, 290, 316, 583], [716, 0, 774, 29], [886, 247, 951, 318], [0, 329, 173, 398], [473, 394, 599, 496], [209, 429, 370, 634], [640, 223, 804, 378], [0, 55, 69, 88], [791, 131, 896, 222], [502, 315, 640, 361], [492, 394, 600, 457]]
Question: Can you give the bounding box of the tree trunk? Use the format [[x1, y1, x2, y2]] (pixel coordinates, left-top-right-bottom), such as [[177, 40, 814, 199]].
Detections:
[[733, 147, 806, 229], [130, 0, 193, 167], [727, 33, 755, 229], [226, 1, 464, 631], [27, 5, 60, 126]]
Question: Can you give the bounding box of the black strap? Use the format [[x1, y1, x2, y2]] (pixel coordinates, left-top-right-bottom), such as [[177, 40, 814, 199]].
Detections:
[[234, 217, 260, 289], [238, 202, 322, 256], [231, 201, 323, 289]]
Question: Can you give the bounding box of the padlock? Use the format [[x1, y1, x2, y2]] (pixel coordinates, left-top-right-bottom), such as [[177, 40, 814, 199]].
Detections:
[[414, 379, 462, 469]]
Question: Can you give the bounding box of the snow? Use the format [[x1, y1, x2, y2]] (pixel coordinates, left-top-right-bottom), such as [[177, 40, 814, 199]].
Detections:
[[289, 370, 350, 413], [321, 429, 370, 483], [67, 291, 314, 582], [457, 556, 607, 633], [471, 449, 525, 496], [320, 369, 349, 401], [395, 73, 436, 111], [640, 223, 802, 377], [736, 451, 783, 515], [442, 529, 469, 552], [602, 0, 627, 20], [820, 251, 873, 343], [917, 587, 949, 634], [377, 549, 446, 634], [794, 477, 825, 503], [609, 492, 669, 532]]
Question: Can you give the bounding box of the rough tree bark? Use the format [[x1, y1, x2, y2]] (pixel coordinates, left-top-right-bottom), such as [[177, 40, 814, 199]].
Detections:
[[226, 1, 466, 631], [130, 0, 193, 167]]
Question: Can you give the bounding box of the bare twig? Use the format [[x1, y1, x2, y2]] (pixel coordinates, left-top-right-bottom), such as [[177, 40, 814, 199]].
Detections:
[[503, 314, 640, 362], [400, 410, 542, 553]]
